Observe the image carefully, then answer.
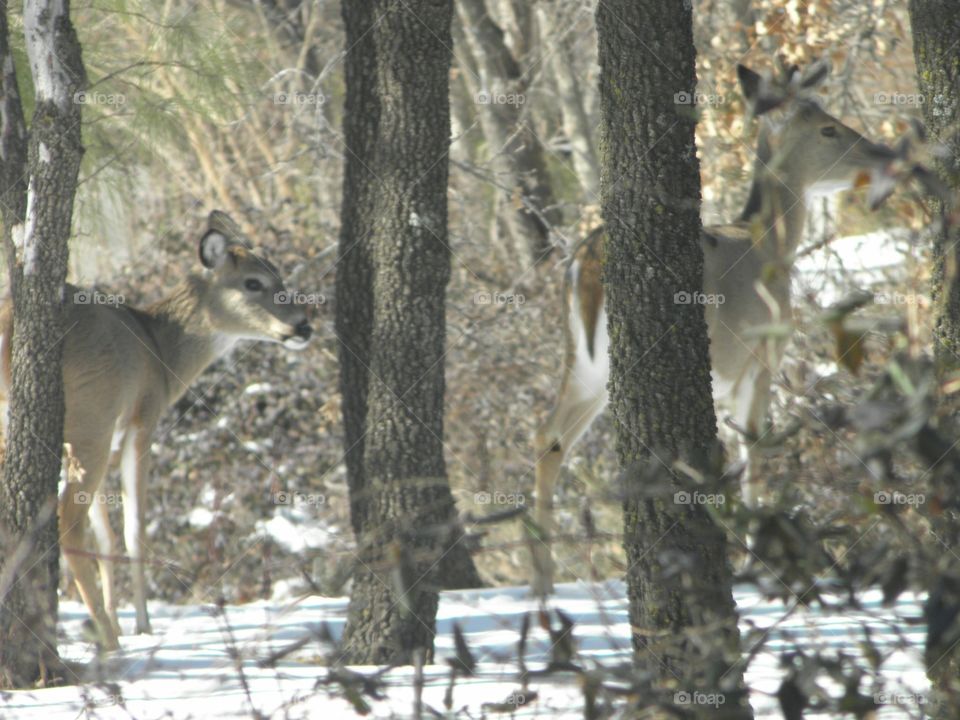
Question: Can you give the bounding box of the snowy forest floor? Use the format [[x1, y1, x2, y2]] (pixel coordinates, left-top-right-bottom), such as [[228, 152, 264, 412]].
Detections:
[[2, 581, 928, 719]]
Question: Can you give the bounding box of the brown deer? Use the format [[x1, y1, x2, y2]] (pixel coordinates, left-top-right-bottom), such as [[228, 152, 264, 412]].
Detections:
[[0, 211, 313, 649], [531, 61, 898, 595]]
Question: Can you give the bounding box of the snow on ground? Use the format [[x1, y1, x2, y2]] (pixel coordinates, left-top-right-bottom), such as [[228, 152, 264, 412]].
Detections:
[[1, 582, 928, 719], [794, 228, 921, 307], [255, 511, 340, 554]]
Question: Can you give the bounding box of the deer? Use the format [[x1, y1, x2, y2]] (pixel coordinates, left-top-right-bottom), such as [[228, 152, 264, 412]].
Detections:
[[0, 210, 313, 650], [530, 61, 900, 595]]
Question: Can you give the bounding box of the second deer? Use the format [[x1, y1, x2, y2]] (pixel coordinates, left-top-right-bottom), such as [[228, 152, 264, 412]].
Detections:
[[0, 211, 313, 649], [531, 61, 898, 595]]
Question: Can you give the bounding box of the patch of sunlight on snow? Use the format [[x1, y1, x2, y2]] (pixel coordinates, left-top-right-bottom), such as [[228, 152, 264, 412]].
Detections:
[[795, 228, 918, 307], [255, 512, 333, 554]]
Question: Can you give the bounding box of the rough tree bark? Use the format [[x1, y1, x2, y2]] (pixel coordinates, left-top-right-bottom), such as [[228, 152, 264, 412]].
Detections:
[[908, 3, 960, 716], [909, 0, 960, 376], [595, 1, 749, 715], [0, 0, 85, 688], [336, 0, 480, 664]]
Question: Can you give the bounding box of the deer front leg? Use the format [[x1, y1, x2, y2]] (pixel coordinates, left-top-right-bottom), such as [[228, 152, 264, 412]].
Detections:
[[732, 365, 774, 508], [121, 429, 152, 635], [532, 434, 562, 597], [533, 388, 608, 597]]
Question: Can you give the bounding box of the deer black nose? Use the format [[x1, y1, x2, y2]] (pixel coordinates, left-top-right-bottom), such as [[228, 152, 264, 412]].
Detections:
[[295, 320, 312, 340]]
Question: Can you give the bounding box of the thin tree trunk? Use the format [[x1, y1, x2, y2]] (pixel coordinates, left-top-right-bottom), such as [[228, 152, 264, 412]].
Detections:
[[501, 0, 532, 59], [230, 0, 324, 79], [457, 0, 559, 267], [0, 0, 85, 688], [595, 1, 750, 716], [908, 3, 960, 715], [535, 4, 599, 198]]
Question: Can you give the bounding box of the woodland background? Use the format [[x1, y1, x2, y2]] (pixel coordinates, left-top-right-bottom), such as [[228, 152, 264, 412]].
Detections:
[[0, 0, 937, 614]]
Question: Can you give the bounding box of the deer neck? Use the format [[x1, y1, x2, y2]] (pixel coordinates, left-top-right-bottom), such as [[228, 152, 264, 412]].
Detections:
[[138, 275, 237, 404], [749, 172, 809, 265]]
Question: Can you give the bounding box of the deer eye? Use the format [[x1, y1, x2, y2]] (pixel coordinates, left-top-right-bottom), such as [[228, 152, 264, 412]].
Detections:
[[244, 278, 264, 292], [820, 126, 838, 138]]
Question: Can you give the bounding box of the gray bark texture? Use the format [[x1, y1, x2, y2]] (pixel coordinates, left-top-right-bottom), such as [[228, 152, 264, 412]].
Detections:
[[909, 3, 960, 714], [336, 0, 480, 665], [909, 0, 960, 375], [0, 0, 84, 688], [595, 1, 750, 715]]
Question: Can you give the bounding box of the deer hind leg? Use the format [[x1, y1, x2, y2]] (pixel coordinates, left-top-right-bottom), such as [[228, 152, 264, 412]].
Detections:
[[532, 354, 609, 596], [61, 440, 119, 650], [121, 428, 152, 635], [89, 492, 121, 638]]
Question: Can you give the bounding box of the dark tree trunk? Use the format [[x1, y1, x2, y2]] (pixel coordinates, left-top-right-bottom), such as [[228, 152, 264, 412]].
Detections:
[[908, 3, 960, 715], [0, 0, 84, 689], [910, 0, 960, 376], [336, 0, 479, 664], [335, 0, 481, 595], [595, 1, 749, 715]]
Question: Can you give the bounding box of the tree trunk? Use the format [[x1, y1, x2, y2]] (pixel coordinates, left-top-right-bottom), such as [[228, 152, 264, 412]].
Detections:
[[336, 0, 479, 664], [908, 3, 960, 715], [595, 1, 749, 715], [0, 0, 85, 689], [909, 0, 960, 376]]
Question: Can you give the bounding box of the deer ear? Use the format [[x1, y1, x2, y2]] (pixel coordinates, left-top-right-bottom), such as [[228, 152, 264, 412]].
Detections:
[[199, 229, 231, 269], [737, 65, 762, 104], [738, 64, 785, 117]]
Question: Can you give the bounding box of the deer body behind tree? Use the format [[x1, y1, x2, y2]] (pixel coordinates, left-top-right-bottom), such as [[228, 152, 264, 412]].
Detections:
[[531, 62, 899, 595], [0, 211, 313, 650]]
